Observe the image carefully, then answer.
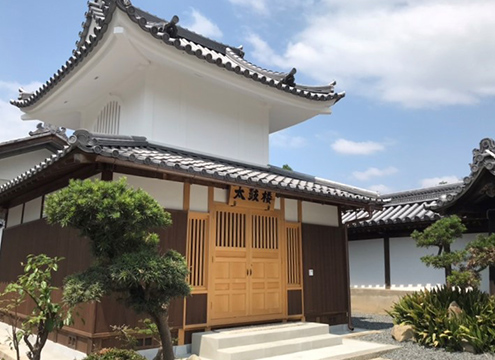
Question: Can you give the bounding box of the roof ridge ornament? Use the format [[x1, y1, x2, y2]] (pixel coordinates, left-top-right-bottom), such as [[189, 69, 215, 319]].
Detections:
[[28, 123, 68, 139], [17, 88, 34, 101], [163, 15, 179, 38], [281, 68, 297, 87]]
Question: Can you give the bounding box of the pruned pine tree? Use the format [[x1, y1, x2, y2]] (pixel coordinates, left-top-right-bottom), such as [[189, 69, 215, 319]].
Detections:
[[45, 178, 190, 360]]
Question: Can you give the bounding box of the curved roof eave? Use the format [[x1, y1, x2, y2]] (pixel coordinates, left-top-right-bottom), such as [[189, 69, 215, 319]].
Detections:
[[433, 138, 495, 213], [11, 0, 344, 110]]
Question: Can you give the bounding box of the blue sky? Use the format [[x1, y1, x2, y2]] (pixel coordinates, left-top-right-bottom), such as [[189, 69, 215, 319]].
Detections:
[[1, 1, 494, 194]]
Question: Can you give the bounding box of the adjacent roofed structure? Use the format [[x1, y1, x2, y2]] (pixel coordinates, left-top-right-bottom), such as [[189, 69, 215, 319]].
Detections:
[[343, 183, 464, 239]]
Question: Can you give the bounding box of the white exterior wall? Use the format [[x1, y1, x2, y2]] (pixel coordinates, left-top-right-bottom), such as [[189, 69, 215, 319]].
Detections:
[[349, 239, 385, 288], [190, 184, 208, 213], [301, 202, 339, 227], [213, 188, 228, 204], [0, 149, 53, 184], [350, 233, 490, 293], [23, 197, 42, 223], [390, 237, 445, 289], [117, 174, 183, 210], [83, 64, 270, 166], [285, 199, 298, 222], [6, 205, 23, 228]]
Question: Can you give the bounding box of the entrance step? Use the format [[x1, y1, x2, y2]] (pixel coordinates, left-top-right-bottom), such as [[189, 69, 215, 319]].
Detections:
[[192, 322, 396, 360], [256, 339, 398, 360]]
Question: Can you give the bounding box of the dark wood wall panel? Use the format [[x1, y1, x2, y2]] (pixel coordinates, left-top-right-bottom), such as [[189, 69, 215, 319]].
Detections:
[[0, 209, 189, 337], [157, 209, 188, 256], [0, 219, 91, 287], [186, 294, 207, 325], [287, 289, 302, 316], [301, 224, 348, 325]]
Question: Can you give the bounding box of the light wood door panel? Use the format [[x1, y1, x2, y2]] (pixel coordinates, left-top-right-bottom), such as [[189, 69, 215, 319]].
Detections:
[[210, 207, 284, 322]]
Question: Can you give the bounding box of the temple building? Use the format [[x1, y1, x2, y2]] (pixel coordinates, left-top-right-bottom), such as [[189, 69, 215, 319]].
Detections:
[[0, 0, 381, 353]]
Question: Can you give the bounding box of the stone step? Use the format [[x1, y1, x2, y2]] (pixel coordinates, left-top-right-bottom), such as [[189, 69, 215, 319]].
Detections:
[[192, 322, 336, 358], [255, 339, 399, 360], [215, 333, 343, 360]]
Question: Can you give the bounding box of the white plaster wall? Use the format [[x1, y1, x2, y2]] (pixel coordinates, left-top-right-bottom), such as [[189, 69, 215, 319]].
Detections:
[[85, 65, 271, 165], [114, 66, 269, 165], [351, 233, 491, 293], [285, 199, 298, 222], [349, 239, 385, 288], [23, 197, 42, 223], [117, 174, 183, 210], [0, 149, 53, 184], [454, 233, 490, 294], [301, 202, 339, 227], [7, 205, 23, 228], [214, 188, 228, 204], [390, 237, 446, 289], [190, 185, 208, 213]]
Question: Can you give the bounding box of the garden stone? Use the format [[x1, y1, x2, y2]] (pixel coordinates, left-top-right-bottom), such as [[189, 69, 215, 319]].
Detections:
[[391, 324, 414, 342], [448, 301, 463, 318], [461, 340, 476, 354]]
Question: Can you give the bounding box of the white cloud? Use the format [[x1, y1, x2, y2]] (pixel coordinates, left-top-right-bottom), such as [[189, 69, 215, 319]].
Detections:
[[420, 176, 460, 188], [368, 184, 393, 194], [0, 81, 42, 142], [353, 167, 398, 181], [228, 0, 268, 14], [246, 0, 495, 108], [186, 9, 223, 39], [331, 138, 385, 155], [228, 0, 315, 16], [270, 132, 307, 149]]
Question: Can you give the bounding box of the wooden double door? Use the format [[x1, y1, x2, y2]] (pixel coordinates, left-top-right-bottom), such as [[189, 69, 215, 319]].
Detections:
[[209, 207, 284, 324]]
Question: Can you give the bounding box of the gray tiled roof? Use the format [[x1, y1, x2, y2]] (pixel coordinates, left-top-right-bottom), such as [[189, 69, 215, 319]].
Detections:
[[342, 183, 462, 228], [0, 130, 381, 208], [0, 123, 68, 160], [434, 138, 495, 210], [12, 0, 344, 109]]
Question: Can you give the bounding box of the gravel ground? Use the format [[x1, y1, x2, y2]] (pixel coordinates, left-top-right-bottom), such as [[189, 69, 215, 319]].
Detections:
[[352, 313, 495, 360]]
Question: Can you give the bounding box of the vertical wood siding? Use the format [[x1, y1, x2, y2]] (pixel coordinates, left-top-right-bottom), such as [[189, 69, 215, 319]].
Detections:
[[186, 213, 208, 290], [286, 224, 302, 287], [0, 209, 189, 342], [301, 224, 349, 325]]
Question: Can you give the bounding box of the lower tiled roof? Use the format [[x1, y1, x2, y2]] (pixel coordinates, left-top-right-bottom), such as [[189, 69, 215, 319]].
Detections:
[[342, 183, 462, 228], [0, 130, 381, 208]]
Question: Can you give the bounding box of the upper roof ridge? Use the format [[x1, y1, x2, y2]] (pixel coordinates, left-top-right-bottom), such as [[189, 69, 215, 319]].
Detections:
[[11, 0, 342, 109]]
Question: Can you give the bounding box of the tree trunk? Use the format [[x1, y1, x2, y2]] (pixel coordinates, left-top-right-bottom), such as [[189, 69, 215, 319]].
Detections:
[[445, 245, 452, 286], [151, 311, 175, 360]]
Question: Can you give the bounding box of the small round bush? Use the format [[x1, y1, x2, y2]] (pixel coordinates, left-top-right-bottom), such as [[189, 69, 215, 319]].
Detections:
[[83, 348, 147, 360], [388, 286, 495, 353]]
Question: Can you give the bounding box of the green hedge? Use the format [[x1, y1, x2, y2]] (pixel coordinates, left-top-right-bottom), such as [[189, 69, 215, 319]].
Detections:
[[83, 348, 147, 360], [388, 286, 495, 353]]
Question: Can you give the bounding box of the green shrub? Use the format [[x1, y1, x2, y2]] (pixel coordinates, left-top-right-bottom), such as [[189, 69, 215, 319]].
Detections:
[[83, 348, 147, 360], [388, 286, 495, 353]]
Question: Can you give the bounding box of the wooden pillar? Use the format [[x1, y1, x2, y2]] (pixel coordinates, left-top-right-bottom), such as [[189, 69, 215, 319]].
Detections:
[[101, 169, 114, 181], [487, 210, 495, 295], [383, 235, 391, 289]]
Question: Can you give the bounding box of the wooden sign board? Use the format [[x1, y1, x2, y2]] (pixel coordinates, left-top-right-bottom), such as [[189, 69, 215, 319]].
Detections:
[[228, 186, 276, 210]]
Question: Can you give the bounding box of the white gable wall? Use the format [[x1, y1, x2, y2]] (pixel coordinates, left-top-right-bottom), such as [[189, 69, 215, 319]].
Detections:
[[0, 149, 54, 185], [82, 64, 270, 166]]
